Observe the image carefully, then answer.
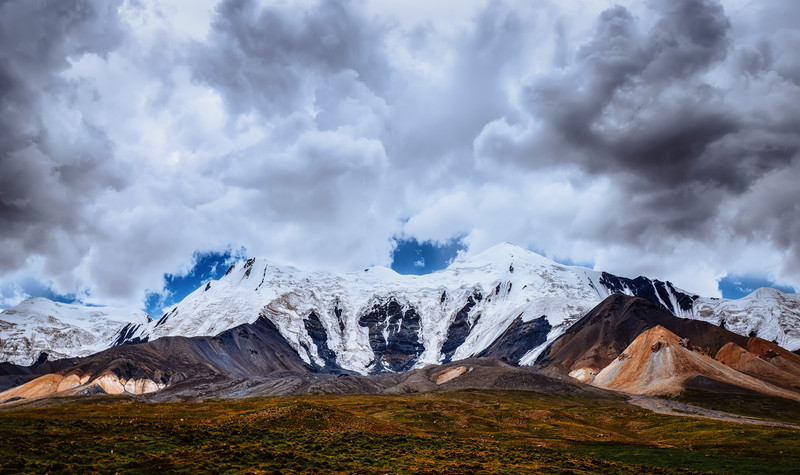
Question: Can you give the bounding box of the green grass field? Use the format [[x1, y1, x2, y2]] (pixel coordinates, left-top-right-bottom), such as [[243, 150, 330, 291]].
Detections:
[[1, 390, 798, 474]]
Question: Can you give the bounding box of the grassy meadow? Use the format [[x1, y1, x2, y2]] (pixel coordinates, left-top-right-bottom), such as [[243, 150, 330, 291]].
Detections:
[[0, 390, 798, 474]]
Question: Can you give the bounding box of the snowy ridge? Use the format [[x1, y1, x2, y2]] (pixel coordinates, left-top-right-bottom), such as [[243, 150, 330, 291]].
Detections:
[[0, 298, 150, 365], [2, 243, 798, 372], [141, 243, 690, 374], [693, 288, 800, 351]]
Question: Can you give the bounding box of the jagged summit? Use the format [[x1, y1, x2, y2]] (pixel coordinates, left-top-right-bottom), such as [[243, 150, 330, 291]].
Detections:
[[110, 249, 786, 375], [139, 249, 617, 374], [3, 272, 800, 404]]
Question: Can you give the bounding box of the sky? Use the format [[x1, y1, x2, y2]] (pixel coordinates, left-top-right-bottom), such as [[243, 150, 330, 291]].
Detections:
[[1, 0, 799, 313]]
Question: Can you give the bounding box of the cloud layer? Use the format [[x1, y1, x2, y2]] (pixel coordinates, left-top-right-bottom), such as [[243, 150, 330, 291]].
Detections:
[[1, 0, 798, 309]]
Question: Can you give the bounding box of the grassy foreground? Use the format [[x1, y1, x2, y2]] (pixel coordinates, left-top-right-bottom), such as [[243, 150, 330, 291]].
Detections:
[[0, 390, 798, 474]]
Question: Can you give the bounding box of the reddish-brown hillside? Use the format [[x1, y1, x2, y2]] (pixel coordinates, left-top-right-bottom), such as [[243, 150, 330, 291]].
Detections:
[[746, 338, 800, 375], [593, 326, 800, 401], [715, 342, 800, 392]]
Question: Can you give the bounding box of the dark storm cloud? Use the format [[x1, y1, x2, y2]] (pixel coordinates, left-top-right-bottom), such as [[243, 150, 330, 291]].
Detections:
[[192, 0, 390, 118], [478, 0, 799, 246], [0, 0, 126, 269], [525, 0, 736, 178]]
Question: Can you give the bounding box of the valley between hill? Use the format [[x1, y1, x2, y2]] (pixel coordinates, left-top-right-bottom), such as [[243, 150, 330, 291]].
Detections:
[[1, 390, 799, 474]]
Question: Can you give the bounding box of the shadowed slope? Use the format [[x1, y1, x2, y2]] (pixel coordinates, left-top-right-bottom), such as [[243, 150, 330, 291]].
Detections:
[[0, 358, 80, 393], [0, 317, 311, 403], [142, 358, 613, 402]]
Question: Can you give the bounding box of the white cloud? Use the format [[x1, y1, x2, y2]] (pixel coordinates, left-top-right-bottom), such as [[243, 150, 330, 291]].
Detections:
[[0, 0, 798, 310]]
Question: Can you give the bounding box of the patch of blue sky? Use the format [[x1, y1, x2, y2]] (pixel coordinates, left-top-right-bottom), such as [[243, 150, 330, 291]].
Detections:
[[390, 237, 467, 275], [144, 247, 246, 317], [718, 274, 795, 300]]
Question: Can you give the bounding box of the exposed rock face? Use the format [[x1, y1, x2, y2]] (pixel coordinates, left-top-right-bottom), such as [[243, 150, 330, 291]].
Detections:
[[129, 243, 783, 376], [7, 244, 800, 377], [440, 292, 481, 362], [359, 300, 424, 373], [93, 373, 164, 395], [0, 371, 165, 403], [243, 257, 256, 278], [478, 315, 551, 364], [154, 308, 177, 328], [113, 322, 148, 346], [4, 244, 800, 404], [744, 337, 800, 376], [599, 273, 697, 313], [302, 311, 339, 370], [435, 366, 469, 385], [715, 342, 800, 392], [592, 326, 800, 401]]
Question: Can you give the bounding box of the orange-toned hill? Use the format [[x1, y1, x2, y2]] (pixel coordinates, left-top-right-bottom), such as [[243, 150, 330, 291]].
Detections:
[[593, 326, 800, 401], [0, 370, 164, 403], [0, 374, 80, 402], [715, 342, 800, 392], [745, 337, 800, 375]]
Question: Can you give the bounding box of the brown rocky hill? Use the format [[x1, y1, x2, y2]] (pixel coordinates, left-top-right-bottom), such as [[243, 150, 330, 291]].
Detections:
[[745, 337, 800, 375], [716, 341, 800, 392], [592, 326, 800, 401], [536, 294, 748, 381]]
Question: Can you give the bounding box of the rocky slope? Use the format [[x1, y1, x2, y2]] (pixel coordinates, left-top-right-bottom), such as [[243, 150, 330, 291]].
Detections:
[[113, 244, 723, 375], [136, 244, 619, 374], [3, 293, 800, 405], [0, 316, 311, 403], [715, 342, 800, 392], [110, 245, 800, 373]]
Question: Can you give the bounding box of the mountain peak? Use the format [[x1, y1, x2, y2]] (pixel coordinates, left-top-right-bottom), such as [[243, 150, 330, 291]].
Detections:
[[476, 242, 530, 257], [451, 242, 556, 270], [746, 287, 784, 299]]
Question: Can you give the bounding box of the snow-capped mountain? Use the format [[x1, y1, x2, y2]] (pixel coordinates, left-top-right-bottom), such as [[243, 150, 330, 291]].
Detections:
[[2, 243, 798, 374], [0, 298, 151, 366], [692, 288, 800, 351], [139, 243, 619, 374], [122, 243, 705, 374]]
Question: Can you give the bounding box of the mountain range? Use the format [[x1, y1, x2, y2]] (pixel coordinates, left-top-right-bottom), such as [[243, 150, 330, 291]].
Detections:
[[1, 243, 799, 405]]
